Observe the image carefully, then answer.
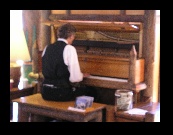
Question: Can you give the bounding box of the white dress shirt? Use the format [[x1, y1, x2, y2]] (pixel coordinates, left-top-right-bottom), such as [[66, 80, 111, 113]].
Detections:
[[42, 38, 83, 83]]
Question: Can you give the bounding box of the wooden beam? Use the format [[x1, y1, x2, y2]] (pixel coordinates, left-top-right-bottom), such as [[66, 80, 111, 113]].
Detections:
[[49, 14, 145, 22]]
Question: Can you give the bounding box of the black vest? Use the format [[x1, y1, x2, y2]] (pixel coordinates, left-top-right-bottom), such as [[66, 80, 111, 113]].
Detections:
[[42, 41, 71, 87]]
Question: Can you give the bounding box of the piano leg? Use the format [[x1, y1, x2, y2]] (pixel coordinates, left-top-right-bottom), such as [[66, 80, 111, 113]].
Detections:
[[133, 91, 143, 104], [134, 92, 138, 104]]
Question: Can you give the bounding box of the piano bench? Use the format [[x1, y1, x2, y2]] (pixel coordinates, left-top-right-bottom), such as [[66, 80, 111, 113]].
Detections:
[[12, 93, 107, 122]]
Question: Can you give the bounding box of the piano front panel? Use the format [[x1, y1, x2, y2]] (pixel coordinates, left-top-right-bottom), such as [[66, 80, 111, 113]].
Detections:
[[78, 54, 129, 79]]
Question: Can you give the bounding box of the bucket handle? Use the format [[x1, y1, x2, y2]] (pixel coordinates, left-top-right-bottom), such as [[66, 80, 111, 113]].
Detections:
[[115, 94, 121, 98]]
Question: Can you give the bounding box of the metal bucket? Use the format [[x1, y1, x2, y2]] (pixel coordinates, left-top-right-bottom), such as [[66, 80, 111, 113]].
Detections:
[[115, 89, 133, 111]]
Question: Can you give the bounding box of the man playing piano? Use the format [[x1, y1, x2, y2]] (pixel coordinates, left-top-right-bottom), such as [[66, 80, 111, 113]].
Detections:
[[41, 23, 90, 101]]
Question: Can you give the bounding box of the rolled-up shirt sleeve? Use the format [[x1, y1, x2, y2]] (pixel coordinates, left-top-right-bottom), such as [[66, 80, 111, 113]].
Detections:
[[63, 45, 83, 83]]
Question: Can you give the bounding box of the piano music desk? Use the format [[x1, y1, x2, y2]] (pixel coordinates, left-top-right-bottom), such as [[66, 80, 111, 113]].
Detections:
[[12, 93, 107, 122]]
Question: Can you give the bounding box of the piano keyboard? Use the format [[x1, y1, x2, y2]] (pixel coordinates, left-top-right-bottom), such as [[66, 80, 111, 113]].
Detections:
[[87, 75, 128, 82]]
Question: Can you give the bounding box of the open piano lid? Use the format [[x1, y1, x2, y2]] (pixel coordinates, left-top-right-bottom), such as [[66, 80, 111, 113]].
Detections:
[[42, 20, 141, 33]]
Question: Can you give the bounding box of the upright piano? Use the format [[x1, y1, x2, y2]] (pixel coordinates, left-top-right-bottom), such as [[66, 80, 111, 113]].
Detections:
[[42, 20, 147, 104]]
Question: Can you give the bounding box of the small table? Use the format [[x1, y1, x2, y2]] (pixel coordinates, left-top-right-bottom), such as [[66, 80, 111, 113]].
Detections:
[[114, 102, 160, 122], [12, 93, 106, 122]]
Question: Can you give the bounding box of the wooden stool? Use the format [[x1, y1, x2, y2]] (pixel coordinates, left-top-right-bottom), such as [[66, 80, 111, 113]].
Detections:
[[12, 93, 106, 122]]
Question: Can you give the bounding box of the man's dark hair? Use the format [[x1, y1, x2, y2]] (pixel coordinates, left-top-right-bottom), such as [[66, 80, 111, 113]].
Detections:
[[57, 23, 76, 39]]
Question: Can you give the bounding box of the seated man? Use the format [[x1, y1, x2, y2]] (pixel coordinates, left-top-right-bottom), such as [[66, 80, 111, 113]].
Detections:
[[41, 23, 91, 101]]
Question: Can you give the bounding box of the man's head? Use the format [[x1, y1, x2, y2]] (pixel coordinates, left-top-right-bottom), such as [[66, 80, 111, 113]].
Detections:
[[57, 23, 76, 44]]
